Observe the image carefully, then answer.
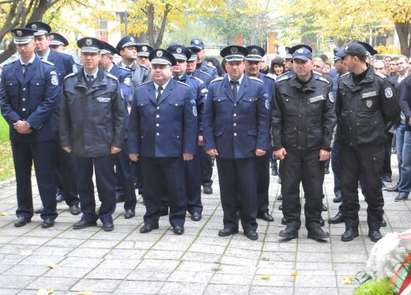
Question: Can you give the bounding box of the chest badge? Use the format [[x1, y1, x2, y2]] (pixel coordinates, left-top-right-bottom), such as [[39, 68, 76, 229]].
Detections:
[[366, 100, 373, 108]]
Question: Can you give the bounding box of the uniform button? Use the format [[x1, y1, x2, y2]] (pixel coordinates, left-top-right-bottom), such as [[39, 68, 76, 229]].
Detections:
[[233, 123, 237, 127], [22, 108, 26, 111], [175, 103, 178, 106], [234, 103, 237, 107], [156, 114, 160, 118], [156, 132, 160, 136], [218, 99, 221, 102], [233, 113, 237, 117], [22, 88, 26, 91], [356, 123, 360, 126], [234, 133, 237, 136], [22, 98, 26, 101], [156, 106, 160, 110], [298, 114, 302, 118], [156, 123, 160, 127]]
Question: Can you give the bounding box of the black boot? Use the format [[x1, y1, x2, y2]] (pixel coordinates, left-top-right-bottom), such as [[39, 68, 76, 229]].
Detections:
[[341, 221, 359, 242]]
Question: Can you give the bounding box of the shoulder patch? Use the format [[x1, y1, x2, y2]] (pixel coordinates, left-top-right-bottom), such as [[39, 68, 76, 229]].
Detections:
[[249, 76, 263, 83], [106, 72, 119, 80], [41, 59, 54, 66], [63, 72, 77, 80], [315, 74, 330, 84], [176, 80, 190, 88], [210, 77, 224, 84]]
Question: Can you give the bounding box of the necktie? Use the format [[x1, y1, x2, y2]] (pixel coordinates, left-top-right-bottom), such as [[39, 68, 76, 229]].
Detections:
[[86, 75, 94, 83], [21, 64, 27, 76], [156, 86, 163, 104], [230, 80, 239, 100]]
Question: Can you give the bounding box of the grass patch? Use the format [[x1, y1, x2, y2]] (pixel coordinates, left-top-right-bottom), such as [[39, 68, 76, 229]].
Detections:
[[0, 116, 14, 181]]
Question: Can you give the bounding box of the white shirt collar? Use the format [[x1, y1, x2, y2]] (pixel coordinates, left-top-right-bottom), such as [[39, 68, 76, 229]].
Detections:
[[106, 63, 114, 73], [228, 74, 244, 85], [37, 48, 50, 61], [154, 78, 171, 91], [83, 68, 98, 80], [19, 54, 36, 66]]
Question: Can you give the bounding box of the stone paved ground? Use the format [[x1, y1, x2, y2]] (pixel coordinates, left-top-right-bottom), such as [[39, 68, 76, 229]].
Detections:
[[0, 157, 409, 295]]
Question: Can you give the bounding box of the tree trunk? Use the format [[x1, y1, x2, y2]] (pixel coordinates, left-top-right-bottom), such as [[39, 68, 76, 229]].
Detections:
[[146, 3, 155, 47], [154, 4, 171, 48], [395, 22, 411, 57]]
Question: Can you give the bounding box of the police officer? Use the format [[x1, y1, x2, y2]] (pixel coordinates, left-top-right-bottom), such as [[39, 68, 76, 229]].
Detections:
[[48, 32, 69, 52], [272, 44, 336, 242], [26, 21, 81, 215], [116, 36, 151, 90], [99, 41, 137, 219], [137, 44, 153, 69], [244, 45, 275, 222], [60, 37, 126, 231], [0, 28, 60, 228], [190, 38, 218, 79], [187, 47, 213, 86], [203, 45, 270, 241], [168, 44, 208, 221], [336, 42, 400, 242], [128, 49, 197, 235]]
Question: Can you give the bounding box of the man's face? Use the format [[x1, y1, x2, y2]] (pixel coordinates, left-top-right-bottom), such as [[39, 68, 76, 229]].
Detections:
[[225, 60, 245, 80], [284, 59, 293, 71], [245, 60, 260, 77], [397, 58, 408, 74], [81, 52, 101, 72], [50, 45, 65, 52], [99, 54, 113, 70], [373, 61, 386, 75], [334, 59, 347, 74], [120, 46, 137, 61], [313, 60, 324, 74], [293, 58, 313, 78], [152, 64, 172, 85], [342, 55, 357, 72], [389, 61, 398, 74], [137, 56, 150, 67], [172, 60, 187, 76], [196, 50, 205, 63], [34, 34, 50, 54], [186, 60, 197, 73], [16, 40, 36, 61]]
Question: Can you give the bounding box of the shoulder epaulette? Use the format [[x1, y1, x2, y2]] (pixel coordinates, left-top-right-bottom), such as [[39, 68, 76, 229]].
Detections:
[[198, 69, 212, 77], [207, 64, 216, 69], [249, 76, 264, 83], [276, 72, 294, 82], [210, 77, 224, 84], [263, 74, 275, 82], [41, 59, 54, 66], [3, 59, 17, 68], [176, 80, 190, 88], [119, 66, 131, 72], [340, 72, 350, 78], [106, 72, 118, 80], [64, 72, 77, 80], [314, 74, 330, 84], [193, 76, 204, 84]]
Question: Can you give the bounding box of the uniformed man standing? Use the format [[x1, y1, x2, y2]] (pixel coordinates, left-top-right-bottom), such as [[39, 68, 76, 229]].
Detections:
[[25, 22, 81, 216], [60, 37, 126, 231], [168, 44, 208, 221], [136, 44, 153, 69], [203, 45, 270, 240], [99, 41, 136, 219], [190, 38, 218, 79], [48, 32, 69, 52], [272, 44, 336, 242], [244, 45, 275, 222], [336, 42, 400, 242], [128, 49, 197, 235], [0, 28, 60, 228]]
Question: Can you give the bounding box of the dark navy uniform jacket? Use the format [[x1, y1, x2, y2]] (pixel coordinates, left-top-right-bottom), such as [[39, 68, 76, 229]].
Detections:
[[0, 57, 60, 142], [46, 50, 75, 84], [202, 75, 270, 159], [192, 69, 212, 86], [128, 79, 198, 157], [259, 73, 275, 104], [198, 62, 217, 79], [109, 64, 132, 102]]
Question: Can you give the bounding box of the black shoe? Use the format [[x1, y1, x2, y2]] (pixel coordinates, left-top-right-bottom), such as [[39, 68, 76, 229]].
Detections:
[[271, 167, 278, 176], [395, 194, 408, 202], [319, 216, 325, 227], [14, 217, 31, 227], [172, 225, 184, 235], [160, 207, 169, 216], [69, 204, 81, 215], [190, 211, 202, 222], [381, 219, 387, 227], [382, 175, 392, 183], [321, 204, 328, 211], [257, 212, 274, 222], [277, 194, 282, 201], [341, 227, 359, 242], [369, 229, 383, 242], [41, 218, 55, 228], [102, 221, 114, 232], [139, 223, 159, 233], [115, 193, 125, 203], [328, 211, 344, 224], [279, 225, 298, 240], [72, 219, 97, 230], [56, 191, 64, 203], [384, 184, 399, 192], [307, 224, 329, 241], [281, 217, 287, 225], [34, 207, 43, 214], [324, 167, 330, 174], [278, 204, 282, 210], [333, 191, 342, 203], [203, 185, 213, 194], [244, 230, 258, 240], [218, 227, 239, 237], [124, 209, 135, 219]]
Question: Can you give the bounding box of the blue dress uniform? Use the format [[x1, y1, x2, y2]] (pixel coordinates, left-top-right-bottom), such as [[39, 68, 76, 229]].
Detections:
[[203, 46, 270, 239], [100, 41, 137, 217], [190, 38, 218, 79], [245, 45, 275, 220], [168, 44, 208, 219], [60, 38, 126, 231], [128, 49, 197, 232], [0, 28, 60, 226]]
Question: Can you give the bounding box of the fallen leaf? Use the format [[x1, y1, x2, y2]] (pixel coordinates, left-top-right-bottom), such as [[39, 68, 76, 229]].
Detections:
[[342, 276, 353, 285], [37, 289, 53, 295], [0, 211, 8, 216], [291, 271, 298, 277], [47, 263, 57, 269], [261, 257, 270, 261], [77, 292, 94, 295], [211, 267, 222, 272], [260, 275, 271, 280]]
